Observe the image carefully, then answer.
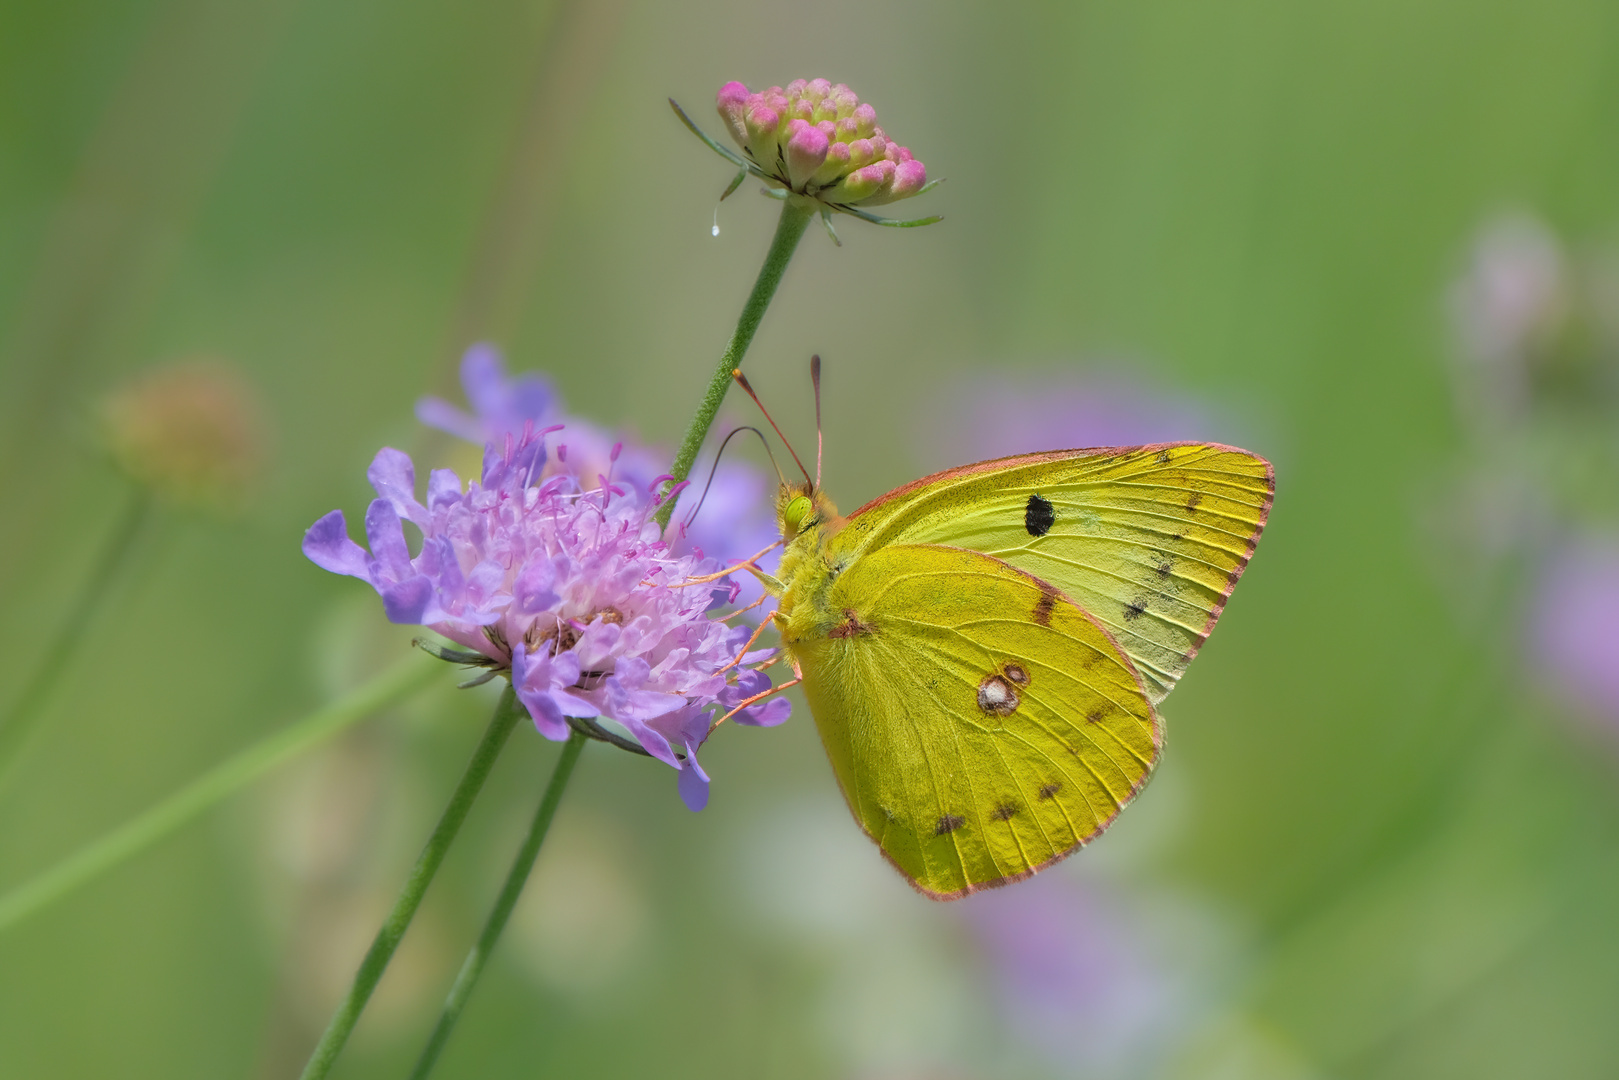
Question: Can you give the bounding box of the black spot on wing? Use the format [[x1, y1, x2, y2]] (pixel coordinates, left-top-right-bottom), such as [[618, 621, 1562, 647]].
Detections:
[[991, 803, 1019, 822], [1038, 782, 1062, 800], [1025, 493, 1056, 537], [935, 814, 965, 836], [1124, 597, 1149, 620]]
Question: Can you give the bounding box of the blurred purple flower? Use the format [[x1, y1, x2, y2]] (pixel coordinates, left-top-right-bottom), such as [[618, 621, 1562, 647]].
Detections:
[[303, 427, 788, 810], [1449, 214, 1566, 369], [914, 371, 1235, 473], [1528, 536, 1619, 726], [416, 343, 557, 445], [963, 876, 1185, 1075], [1446, 214, 1567, 431]]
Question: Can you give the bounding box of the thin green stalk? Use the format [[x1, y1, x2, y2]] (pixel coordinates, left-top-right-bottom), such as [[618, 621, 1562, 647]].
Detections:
[[655, 198, 815, 528], [408, 729, 588, 1079], [298, 685, 526, 1080], [0, 656, 438, 933], [0, 491, 153, 788]]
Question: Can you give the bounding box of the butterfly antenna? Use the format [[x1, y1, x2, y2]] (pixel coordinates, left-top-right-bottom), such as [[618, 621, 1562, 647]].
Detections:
[[810, 354, 823, 489], [683, 426, 781, 530], [731, 369, 813, 485]]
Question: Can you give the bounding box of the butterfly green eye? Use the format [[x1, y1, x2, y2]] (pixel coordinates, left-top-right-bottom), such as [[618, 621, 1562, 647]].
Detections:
[[784, 495, 813, 535]]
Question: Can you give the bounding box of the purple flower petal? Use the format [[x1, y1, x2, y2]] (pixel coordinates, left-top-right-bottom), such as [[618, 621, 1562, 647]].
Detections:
[[414, 397, 483, 443], [302, 511, 370, 577], [517, 688, 571, 741], [574, 621, 623, 670], [736, 696, 791, 727], [381, 576, 434, 624], [363, 499, 412, 574], [427, 468, 462, 509], [460, 344, 515, 421], [678, 761, 710, 811], [620, 716, 678, 767], [513, 557, 558, 614], [367, 448, 426, 525]]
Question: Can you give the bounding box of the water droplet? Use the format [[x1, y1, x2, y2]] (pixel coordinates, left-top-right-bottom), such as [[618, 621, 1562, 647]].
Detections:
[[711, 205, 721, 237]]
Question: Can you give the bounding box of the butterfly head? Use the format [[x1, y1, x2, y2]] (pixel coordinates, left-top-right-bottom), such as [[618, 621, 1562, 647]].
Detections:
[[776, 481, 839, 542]]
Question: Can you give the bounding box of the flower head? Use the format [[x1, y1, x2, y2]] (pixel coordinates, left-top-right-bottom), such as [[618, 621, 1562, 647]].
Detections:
[[303, 426, 788, 810], [674, 80, 939, 229], [101, 362, 266, 510], [714, 79, 929, 209]]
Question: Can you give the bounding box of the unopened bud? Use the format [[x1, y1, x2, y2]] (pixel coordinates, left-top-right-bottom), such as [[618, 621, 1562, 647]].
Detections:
[[783, 119, 830, 189], [698, 78, 938, 218], [715, 81, 751, 145]]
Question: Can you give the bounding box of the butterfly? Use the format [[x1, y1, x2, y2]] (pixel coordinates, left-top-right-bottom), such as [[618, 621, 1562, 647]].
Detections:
[[735, 368, 1274, 899]]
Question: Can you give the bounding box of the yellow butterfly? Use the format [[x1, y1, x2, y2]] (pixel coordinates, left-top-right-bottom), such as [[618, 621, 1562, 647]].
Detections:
[[733, 370, 1274, 900]]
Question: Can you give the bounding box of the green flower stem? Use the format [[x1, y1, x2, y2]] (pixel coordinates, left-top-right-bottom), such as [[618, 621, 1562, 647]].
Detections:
[[0, 655, 438, 934], [407, 728, 588, 1079], [655, 197, 815, 528], [0, 490, 153, 789], [298, 685, 526, 1080]]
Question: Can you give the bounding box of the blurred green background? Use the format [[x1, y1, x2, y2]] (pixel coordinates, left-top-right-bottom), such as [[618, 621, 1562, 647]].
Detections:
[[3, 0, 1618, 1077]]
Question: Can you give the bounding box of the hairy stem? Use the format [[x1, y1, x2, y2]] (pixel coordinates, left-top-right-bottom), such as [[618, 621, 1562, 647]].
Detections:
[[655, 198, 814, 528], [298, 685, 525, 1080], [0, 491, 153, 789], [407, 728, 588, 1078], [0, 656, 439, 934]]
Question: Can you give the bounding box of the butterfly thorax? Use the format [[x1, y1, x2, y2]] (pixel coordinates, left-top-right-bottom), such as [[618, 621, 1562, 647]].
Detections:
[[770, 481, 847, 650]]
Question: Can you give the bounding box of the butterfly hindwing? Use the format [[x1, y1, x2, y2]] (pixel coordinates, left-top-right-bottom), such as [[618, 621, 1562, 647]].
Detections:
[[790, 543, 1161, 898], [828, 443, 1274, 704]]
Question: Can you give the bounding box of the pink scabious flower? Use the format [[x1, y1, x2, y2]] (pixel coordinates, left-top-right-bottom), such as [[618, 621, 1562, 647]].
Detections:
[[302, 427, 788, 811], [674, 79, 940, 229]]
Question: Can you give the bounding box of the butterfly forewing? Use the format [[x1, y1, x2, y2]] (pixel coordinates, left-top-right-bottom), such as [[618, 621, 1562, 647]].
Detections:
[[831, 443, 1273, 704], [793, 543, 1161, 898]]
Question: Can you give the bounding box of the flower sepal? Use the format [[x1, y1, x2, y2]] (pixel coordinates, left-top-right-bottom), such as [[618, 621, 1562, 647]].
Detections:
[[670, 97, 763, 178]]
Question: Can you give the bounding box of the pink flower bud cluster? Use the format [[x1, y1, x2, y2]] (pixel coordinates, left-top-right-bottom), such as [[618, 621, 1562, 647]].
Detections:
[[715, 79, 927, 206]]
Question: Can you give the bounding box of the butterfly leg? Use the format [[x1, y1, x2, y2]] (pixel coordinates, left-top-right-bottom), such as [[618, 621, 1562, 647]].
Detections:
[[750, 650, 787, 671], [667, 538, 785, 588], [717, 610, 778, 675], [719, 593, 769, 623], [709, 675, 802, 734]]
